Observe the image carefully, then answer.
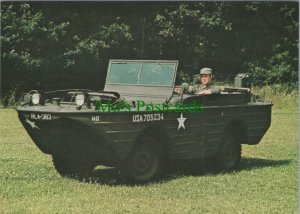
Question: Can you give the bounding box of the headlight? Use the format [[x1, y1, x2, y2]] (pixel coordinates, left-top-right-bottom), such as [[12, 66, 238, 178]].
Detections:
[[31, 93, 40, 105], [75, 94, 85, 106], [23, 94, 31, 104]]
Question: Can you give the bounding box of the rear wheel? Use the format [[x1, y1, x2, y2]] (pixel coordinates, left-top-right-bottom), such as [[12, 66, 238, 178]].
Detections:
[[123, 143, 165, 183], [52, 156, 94, 177], [216, 136, 241, 171]]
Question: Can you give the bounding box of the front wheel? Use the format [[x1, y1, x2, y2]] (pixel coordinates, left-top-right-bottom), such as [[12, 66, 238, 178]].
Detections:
[[52, 156, 94, 177], [122, 143, 165, 183], [216, 137, 241, 171]]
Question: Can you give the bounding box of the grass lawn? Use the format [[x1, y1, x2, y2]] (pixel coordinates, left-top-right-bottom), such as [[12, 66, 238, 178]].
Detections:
[[0, 95, 298, 213]]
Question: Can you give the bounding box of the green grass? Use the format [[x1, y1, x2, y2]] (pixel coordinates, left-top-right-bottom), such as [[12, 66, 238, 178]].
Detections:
[[0, 92, 298, 213]]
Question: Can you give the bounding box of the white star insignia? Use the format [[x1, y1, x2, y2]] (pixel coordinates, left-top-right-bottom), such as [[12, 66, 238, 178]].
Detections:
[[25, 118, 40, 130], [177, 113, 187, 130]]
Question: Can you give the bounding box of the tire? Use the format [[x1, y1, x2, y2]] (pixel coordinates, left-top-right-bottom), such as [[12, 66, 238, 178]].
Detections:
[[123, 143, 165, 183], [52, 156, 94, 177], [216, 136, 241, 171]]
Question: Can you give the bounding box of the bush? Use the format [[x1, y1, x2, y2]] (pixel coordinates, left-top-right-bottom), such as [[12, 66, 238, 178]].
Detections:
[[248, 51, 298, 86], [252, 84, 298, 111], [2, 87, 23, 107]]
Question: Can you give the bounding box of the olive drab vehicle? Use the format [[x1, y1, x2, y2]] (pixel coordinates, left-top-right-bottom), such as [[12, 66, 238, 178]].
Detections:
[[16, 60, 272, 183]]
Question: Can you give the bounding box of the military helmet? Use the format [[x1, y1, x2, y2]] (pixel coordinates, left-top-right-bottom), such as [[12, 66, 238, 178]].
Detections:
[[200, 67, 212, 75]]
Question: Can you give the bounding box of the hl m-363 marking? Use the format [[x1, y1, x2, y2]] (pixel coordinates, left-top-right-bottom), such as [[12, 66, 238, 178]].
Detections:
[[30, 113, 52, 120]]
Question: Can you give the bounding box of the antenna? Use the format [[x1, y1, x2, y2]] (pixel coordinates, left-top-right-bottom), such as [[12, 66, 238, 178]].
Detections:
[[203, 5, 206, 67], [141, 17, 146, 58]]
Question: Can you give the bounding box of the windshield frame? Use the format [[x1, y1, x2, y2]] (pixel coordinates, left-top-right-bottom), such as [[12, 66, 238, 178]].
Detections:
[[105, 60, 178, 87]]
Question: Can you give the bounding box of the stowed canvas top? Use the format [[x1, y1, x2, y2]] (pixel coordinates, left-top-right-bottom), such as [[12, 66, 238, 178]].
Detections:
[[104, 60, 178, 103]]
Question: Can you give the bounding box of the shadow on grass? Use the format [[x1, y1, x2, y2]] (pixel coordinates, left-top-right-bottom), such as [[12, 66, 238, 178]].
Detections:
[[72, 157, 292, 186], [239, 157, 292, 171]]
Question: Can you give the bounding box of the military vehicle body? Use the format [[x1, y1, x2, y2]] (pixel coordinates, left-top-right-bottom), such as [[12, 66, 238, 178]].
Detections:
[[17, 60, 272, 182]]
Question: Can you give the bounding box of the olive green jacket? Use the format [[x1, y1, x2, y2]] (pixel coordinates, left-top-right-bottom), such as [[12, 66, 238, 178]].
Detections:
[[191, 83, 221, 94]]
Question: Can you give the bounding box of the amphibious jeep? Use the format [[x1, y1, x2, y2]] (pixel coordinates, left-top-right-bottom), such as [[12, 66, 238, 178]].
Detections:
[[17, 60, 272, 183]]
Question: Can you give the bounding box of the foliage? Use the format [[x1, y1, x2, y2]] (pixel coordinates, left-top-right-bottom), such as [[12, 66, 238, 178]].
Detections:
[[148, 3, 230, 79], [2, 85, 22, 107], [62, 23, 133, 89], [249, 50, 298, 86], [1, 3, 69, 95], [1, 2, 298, 100]]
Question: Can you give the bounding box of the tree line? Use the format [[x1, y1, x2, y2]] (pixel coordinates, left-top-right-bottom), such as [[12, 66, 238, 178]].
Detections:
[[1, 2, 298, 105]]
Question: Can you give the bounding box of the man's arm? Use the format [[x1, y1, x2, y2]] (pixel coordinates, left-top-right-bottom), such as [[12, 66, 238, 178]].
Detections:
[[197, 85, 220, 95]]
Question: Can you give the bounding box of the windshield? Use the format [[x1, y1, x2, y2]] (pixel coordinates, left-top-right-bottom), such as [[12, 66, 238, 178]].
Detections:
[[107, 61, 177, 86]]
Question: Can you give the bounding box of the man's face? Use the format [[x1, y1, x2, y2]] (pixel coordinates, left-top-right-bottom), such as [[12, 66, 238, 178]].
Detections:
[[200, 74, 212, 85]]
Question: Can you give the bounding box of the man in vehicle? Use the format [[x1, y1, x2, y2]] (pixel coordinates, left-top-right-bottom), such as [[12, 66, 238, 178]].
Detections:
[[191, 67, 220, 95]]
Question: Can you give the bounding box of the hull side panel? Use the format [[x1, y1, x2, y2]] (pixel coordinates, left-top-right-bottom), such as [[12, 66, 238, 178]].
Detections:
[[17, 103, 272, 162]]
